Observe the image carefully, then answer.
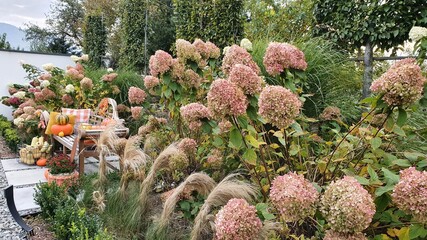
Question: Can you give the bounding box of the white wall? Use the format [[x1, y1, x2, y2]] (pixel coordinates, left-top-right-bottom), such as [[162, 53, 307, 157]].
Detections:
[[0, 50, 74, 120]]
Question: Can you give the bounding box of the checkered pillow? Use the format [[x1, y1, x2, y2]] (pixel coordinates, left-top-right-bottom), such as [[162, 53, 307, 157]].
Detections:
[[62, 108, 91, 123]]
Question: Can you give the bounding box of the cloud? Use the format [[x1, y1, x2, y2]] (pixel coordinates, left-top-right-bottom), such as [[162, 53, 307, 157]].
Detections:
[[0, 0, 51, 28]]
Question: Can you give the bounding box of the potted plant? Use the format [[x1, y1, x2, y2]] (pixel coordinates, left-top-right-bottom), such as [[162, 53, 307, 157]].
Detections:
[[45, 154, 79, 186]]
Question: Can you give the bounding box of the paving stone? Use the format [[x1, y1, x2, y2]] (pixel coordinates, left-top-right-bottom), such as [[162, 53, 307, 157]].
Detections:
[[1, 159, 40, 172], [13, 187, 38, 212], [5, 169, 47, 186]]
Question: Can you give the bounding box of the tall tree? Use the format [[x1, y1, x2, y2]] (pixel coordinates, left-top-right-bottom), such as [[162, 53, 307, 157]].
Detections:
[[0, 33, 11, 50], [314, 0, 427, 97], [83, 15, 107, 67], [174, 0, 244, 48]]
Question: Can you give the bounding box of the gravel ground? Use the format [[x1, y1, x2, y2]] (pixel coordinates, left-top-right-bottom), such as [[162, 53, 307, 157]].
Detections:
[[0, 136, 27, 240]]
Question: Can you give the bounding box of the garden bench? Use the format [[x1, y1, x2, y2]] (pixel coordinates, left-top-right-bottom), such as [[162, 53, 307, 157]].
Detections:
[[43, 98, 129, 175]]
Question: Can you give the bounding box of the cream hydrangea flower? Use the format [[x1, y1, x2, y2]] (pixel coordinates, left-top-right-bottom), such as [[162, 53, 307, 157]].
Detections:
[[80, 54, 89, 61], [40, 80, 50, 88], [107, 68, 114, 73], [240, 38, 253, 51], [13, 91, 26, 99], [409, 26, 427, 42], [42, 63, 54, 71], [65, 84, 75, 93], [223, 46, 231, 55], [70, 55, 80, 62]]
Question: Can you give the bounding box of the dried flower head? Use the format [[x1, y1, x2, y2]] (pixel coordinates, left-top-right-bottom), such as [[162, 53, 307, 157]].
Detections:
[[222, 45, 260, 75], [320, 176, 376, 233], [102, 73, 118, 82], [207, 79, 248, 118], [41, 88, 56, 100], [176, 39, 201, 64], [178, 138, 198, 156], [144, 75, 160, 89], [169, 150, 189, 171], [229, 64, 262, 95], [205, 41, 221, 59], [62, 94, 74, 106], [214, 198, 262, 240], [270, 172, 319, 222], [324, 230, 367, 240], [320, 106, 341, 121], [117, 104, 130, 113], [263, 42, 307, 76], [218, 119, 233, 134], [392, 167, 427, 223], [180, 103, 211, 131], [370, 58, 426, 107], [409, 26, 427, 42], [206, 148, 223, 169], [171, 58, 185, 81], [128, 87, 147, 105], [149, 50, 173, 77], [183, 69, 202, 88], [23, 106, 36, 115], [80, 78, 93, 91], [131, 106, 143, 120], [258, 86, 301, 129]]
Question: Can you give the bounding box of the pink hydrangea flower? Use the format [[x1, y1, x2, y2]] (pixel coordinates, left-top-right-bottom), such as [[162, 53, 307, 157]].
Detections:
[[144, 75, 160, 89], [218, 119, 233, 134], [392, 167, 427, 223], [324, 230, 367, 240], [80, 77, 93, 90], [183, 69, 201, 88], [171, 58, 185, 81], [149, 50, 173, 77], [41, 88, 56, 100], [320, 176, 376, 233], [229, 64, 262, 95], [131, 106, 143, 119], [269, 172, 319, 222], [192, 39, 221, 60], [207, 79, 248, 118], [176, 39, 201, 64], [222, 45, 260, 75], [101, 73, 118, 82], [263, 42, 307, 76], [178, 138, 198, 156], [214, 198, 262, 240], [180, 103, 211, 132], [258, 86, 301, 129], [320, 106, 341, 121], [206, 148, 223, 169], [370, 58, 426, 107], [117, 104, 130, 113], [62, 94, 74, 106], [128, 87, 146, 105]]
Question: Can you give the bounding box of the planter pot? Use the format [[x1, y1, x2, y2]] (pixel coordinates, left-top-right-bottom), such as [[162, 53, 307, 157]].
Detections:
[[46, 169, 79, 186]]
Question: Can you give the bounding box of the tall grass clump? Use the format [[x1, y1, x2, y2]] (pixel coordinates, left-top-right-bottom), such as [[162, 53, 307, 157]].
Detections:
[[190, 174, 258, 240], [252, 38, 362, 122]]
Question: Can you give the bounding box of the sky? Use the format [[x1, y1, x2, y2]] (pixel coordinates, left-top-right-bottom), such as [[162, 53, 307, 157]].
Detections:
[[0, 0, 52, 28]]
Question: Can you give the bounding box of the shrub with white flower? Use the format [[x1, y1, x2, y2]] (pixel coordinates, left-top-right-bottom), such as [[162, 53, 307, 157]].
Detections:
[[320, 176, 375, 234], [13, 117, 25, 127], [214, 198, 262, 240], [269, 172, 319, 222], [409, 26, 427, 42], [70, 55, 80, 62], [13, 91, 26, 99]]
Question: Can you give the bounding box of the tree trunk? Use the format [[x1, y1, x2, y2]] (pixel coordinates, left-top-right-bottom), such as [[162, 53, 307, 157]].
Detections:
[[363, 41, 374, 98]]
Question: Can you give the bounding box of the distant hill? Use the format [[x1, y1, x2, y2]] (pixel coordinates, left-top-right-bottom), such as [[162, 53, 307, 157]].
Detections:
[[0, 23, 30, 50]]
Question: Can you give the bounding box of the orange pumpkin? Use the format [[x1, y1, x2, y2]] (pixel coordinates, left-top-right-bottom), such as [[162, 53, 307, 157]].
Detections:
[[37, 158, 47, 166], [51, 124, 73, 136]]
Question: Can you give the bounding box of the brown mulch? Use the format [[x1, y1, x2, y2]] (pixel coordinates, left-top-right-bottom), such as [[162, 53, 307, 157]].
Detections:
[[24, 215, 55, 240], [0, 136, 19, 159]]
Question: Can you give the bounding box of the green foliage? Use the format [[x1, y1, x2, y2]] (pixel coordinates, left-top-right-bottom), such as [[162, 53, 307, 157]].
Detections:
[[0, 33, 11, 50], [244, 0, 314, 42], [52, 199, 102, 240], [178, 193, 205, 220], [83, 15, 107, 67], [0, 116, 20, 152], [174, 0, 244, 48], [34, 182, 68, 219], [314, 0, 427, 51]]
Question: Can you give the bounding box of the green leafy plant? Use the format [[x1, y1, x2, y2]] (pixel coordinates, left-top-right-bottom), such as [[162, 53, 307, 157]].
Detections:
[[34, 181, 68, 219]]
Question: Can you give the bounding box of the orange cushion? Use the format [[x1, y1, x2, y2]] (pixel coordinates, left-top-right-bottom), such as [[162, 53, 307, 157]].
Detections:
[[45, 112, 76, 135]]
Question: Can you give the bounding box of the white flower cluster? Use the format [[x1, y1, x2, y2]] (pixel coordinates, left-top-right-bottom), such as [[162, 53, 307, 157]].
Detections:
[[40, 80, 50, 88], [13, 117, 25, 127], [240, 38, 253, 51], [13, 91, 26, 99], [65, 84, 75, 93], [42, 63, 54, 71], [409, 26, 427, 42], [70, 54, 89, 62]]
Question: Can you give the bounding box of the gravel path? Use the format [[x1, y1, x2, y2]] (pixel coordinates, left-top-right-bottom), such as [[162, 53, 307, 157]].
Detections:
[[0, 136, 26, 240]]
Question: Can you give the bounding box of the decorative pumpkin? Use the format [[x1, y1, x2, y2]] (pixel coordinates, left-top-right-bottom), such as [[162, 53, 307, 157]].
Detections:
[[56, 114, 70, 125], [37, 158, 47, 166], [51, 124, 73, 136]]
